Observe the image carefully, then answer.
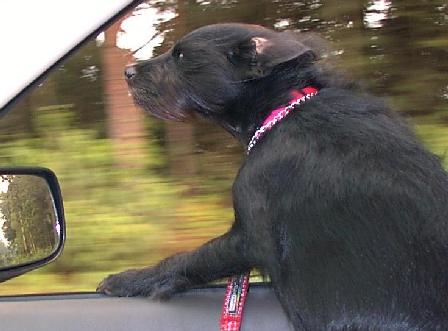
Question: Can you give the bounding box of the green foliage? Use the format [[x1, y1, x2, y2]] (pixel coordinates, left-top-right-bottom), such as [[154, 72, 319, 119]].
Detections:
[[0, 109, 233, 293]]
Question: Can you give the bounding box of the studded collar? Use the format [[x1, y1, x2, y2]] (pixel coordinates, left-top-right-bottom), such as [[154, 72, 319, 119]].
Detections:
[[247, 87, 319, 154]]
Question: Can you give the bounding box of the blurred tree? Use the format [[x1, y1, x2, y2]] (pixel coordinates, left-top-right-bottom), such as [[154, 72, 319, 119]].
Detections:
[[0, 240, 9, 267], [52, 40, 106, 134], [1, 219, 16, 243], [0, 176, 56, 259], [102, 17, 146, 168]]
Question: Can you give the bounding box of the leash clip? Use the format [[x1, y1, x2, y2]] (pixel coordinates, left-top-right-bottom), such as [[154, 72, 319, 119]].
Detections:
[[220, 273, 250, 331]]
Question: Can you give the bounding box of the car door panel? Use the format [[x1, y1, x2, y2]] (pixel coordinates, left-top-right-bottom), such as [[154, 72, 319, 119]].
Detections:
[[0, 285, 293, 331]]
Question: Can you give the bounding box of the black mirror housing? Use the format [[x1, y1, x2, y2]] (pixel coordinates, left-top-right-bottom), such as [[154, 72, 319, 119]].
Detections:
[[0, 167, 65, 283]]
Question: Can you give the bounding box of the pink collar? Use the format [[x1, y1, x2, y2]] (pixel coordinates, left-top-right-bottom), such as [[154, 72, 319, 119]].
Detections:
[[247, 87, 319, 154]]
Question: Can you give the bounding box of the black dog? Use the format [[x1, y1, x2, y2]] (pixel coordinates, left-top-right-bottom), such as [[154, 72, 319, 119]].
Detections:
[[98, 24, 448, 330]]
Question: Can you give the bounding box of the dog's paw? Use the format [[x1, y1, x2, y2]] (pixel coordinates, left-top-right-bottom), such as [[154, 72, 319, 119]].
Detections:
[[97, 268, 185, 299], [97, 269, 144, 297]]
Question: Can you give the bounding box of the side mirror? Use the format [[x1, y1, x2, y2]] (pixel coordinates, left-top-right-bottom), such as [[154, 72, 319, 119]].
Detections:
[[0, 167, 65, 282]]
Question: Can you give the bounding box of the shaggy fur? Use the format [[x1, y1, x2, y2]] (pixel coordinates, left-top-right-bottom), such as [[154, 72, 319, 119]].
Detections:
[[98, 24, 448, 330]]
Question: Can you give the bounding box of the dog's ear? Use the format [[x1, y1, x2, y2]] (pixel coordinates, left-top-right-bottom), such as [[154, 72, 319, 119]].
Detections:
[[229, 31, 317, 79]]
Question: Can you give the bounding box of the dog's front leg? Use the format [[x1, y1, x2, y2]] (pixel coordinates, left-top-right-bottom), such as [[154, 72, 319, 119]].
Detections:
[[97, 225, 250, 299]]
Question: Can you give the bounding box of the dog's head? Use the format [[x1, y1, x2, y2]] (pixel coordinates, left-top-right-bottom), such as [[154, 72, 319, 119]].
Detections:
[[125, 23, 319, 133]]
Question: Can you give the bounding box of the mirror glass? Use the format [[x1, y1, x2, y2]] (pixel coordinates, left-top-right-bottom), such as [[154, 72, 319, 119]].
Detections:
[[0, 174, 60, 268]]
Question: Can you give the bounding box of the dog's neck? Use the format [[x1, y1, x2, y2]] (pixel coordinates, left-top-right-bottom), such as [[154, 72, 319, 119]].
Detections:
[[246, 86, 318, 153], [215, 60, 323, 146]]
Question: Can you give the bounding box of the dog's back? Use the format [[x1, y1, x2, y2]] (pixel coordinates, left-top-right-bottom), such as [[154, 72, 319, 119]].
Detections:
[[235, 86, 448, 330]]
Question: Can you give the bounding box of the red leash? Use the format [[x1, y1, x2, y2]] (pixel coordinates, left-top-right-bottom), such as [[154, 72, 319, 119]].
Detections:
[[220, 273, 250, 331]]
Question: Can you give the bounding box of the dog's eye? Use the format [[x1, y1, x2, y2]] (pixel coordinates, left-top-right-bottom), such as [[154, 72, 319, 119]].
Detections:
[[172, 48, 184, 61]]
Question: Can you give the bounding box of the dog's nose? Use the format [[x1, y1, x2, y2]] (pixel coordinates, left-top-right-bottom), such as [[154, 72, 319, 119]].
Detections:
[[124, 65, 137, 81]]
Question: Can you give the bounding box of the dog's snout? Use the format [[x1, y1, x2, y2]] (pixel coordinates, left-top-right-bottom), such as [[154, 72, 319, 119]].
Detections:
[[124, 65, 137, 81]]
